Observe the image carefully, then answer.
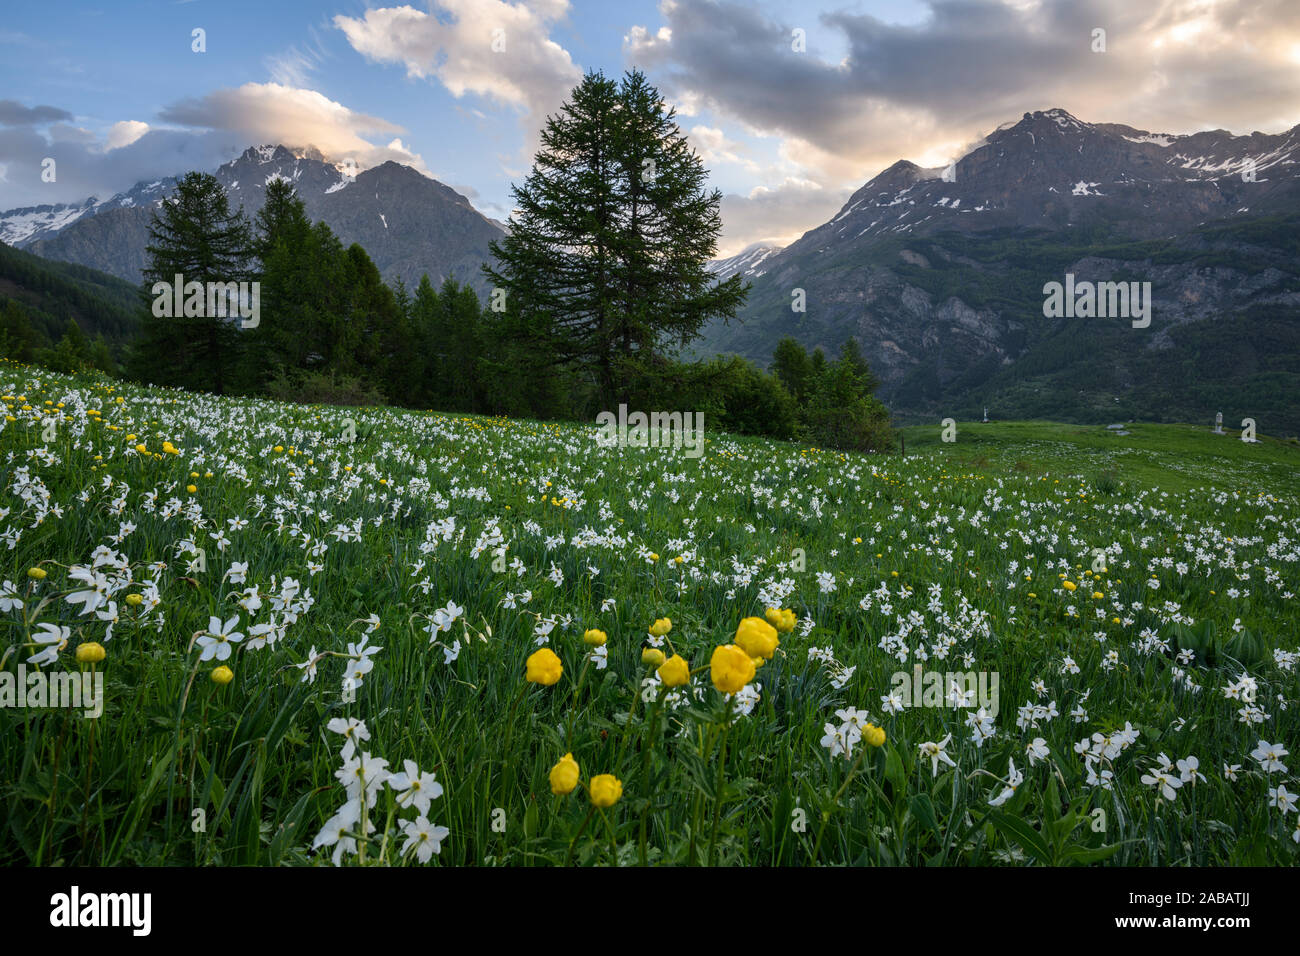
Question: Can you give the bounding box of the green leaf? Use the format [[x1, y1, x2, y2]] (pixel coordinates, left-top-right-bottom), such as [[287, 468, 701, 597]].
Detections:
[[987, 810, 1052, 865], [910, 793, 940, 835]]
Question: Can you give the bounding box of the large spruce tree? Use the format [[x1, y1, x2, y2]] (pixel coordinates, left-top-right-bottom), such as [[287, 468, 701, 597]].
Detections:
[[484, 69, 746, 405], [241, 177, 313, 388], [128, 171, 252, 393]]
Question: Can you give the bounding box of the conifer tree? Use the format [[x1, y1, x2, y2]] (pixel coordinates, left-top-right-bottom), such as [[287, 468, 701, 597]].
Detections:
[[484, 69, 746, 405], [129, 171, 252, 393]]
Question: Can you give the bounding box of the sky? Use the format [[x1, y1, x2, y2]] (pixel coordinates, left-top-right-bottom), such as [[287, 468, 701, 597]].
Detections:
[[2, 0, 1299, 256]]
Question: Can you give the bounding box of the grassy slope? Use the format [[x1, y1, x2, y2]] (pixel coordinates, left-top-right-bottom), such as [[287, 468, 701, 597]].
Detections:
[[899, 419, 1300, 497], [2, 365, 1297, 867]]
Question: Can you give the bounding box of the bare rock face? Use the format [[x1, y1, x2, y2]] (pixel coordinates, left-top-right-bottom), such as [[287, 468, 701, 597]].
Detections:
[[699, 108, 1300, 431]]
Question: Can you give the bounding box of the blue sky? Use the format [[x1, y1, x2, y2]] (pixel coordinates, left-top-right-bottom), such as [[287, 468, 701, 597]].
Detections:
[[2, 0, 1298, 254]]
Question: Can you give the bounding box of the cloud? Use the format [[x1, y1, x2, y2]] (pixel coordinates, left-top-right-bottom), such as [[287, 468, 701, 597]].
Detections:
[[0, 84, 430, 209], [0, 100, 73, 126], [715, 177, 851, 257], [0, 123, 244, 208], [333, 1, 582, 159], [266, 47, 321, 88], [105, 121, 150, 151], [158, 82, 426, 172], [688, 124, 758, 172], [625, 0, 1300, 248], [628, 0, 1300, 179], [265, 23, 332, 88]]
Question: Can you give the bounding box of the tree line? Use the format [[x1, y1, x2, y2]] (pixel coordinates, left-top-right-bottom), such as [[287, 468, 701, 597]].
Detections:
[[55, 69, 898, 452]]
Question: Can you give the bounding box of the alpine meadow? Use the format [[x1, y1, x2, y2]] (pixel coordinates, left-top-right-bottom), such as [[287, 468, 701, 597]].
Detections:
[[1, 0, 1299, 899]]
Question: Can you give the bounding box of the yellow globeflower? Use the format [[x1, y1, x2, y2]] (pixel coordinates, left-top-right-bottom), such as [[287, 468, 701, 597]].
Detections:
[[186, 484, 197, 494], [549, 753, 580, 795], [649, 618, 672, 637], [27, 567, 46, 580], [658, 654, 690, 687], [1062, 580, 1077, 592], [582, 629, 607, 647], [641, 647, 665, 667], [1092, 591, 1104, 600], [735, 616, 779, 660], [590, 774, 623, 808], [525, 647, 563, 686], [863, 723, 886, 748], [75, 642, 106, 664], [125, 593, 143, 606], [710, 644, 756, 694], [135, 443, 147, 454], [211, 665, 234, 685]]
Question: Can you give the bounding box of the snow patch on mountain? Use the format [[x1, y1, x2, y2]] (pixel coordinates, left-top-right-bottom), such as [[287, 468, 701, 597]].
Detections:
[[0, 202, 96, 246], [1124, 134, 1176, 147], [708, 243, 783, 281]]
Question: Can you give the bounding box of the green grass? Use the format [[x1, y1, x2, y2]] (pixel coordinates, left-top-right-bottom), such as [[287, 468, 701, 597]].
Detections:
[[2, 362, 1298, 866], [900, 419, 1300, 496]]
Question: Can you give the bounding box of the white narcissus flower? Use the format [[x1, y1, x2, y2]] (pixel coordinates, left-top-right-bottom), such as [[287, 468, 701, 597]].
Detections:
[[1025, 737, 1050, 766], [326, 717, 369, 761], [430, 601, 463, 634], [95, 601, 120, 642], [1141, 763, 1183, 802], [335, 751, 390, 803], [400, 816, 450, 863], [66, 566, 109, 615], [296, 646, 321, 684], [1269, 784, 1297, 816], [312, 799, 370, 866], [1251, 740, 1289, 774], [388, 759, 444, 816], [919, 734, 956, 777], [820, 723, 850, 759], [966, 707, 995, 748], [28, 622, 70, 666], [0, 580, 23, 612], [196, 614, 243, 662], [1177, 756, 1205, 785], [989, 758, 1023, 807]]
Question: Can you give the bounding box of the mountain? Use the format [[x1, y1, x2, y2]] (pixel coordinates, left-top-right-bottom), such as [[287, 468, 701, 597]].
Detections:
[[0, 198, 102, 247], [698, 109, 1300, 434], [7, 146, 505, 297], [708, 243, 783, 281]]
